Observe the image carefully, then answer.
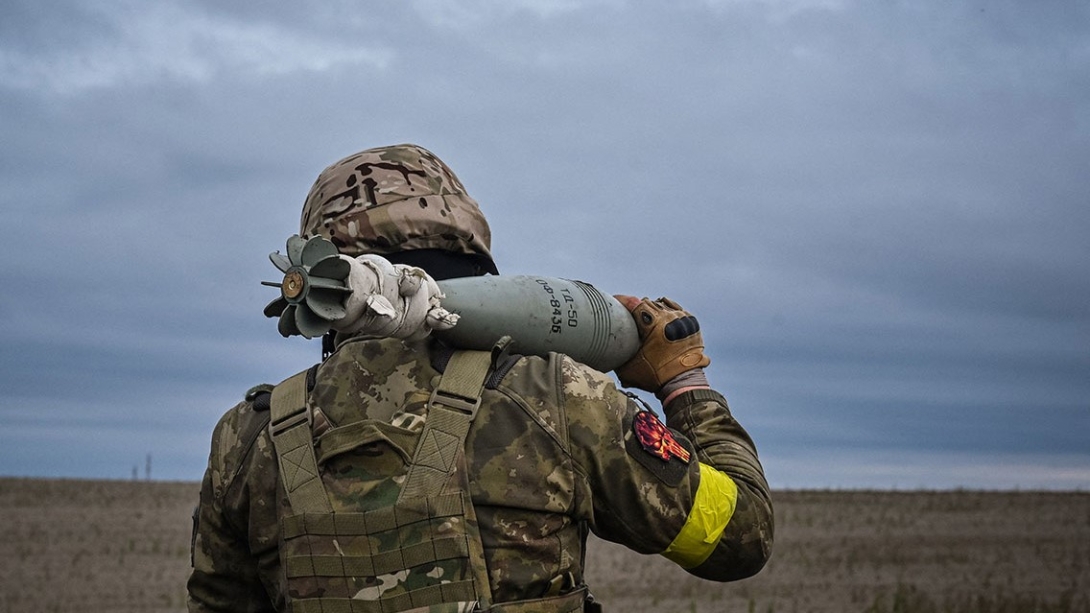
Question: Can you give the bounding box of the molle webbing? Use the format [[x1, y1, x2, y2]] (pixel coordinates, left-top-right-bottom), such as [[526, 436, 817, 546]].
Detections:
[[285, 492, 479, 613], [282, 492, 467, 540], [270, 348, 498, 613], [289, 585, 477, 613]]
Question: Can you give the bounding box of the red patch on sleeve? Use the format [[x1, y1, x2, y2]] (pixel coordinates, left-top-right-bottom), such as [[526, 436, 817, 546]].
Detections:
[[633, 411, 691, 463]]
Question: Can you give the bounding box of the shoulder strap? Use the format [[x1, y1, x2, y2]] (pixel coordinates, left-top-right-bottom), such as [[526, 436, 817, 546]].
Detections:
[[269, 342, 501, 513], [270, 342, 508, 612], [269, 366, 332, 514], [399, 348, 494, 500], [399, 346, 498, 611]]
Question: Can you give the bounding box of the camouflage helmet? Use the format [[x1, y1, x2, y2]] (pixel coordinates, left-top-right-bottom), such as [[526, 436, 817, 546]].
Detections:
[[300, 144, 497, 273]]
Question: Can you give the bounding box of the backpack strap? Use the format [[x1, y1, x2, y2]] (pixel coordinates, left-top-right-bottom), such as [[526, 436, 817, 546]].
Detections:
[[269, 338, 508, 513], [269, 366, 332, 514], [398, 339, 511, 612], [399, 347, 495, 500], [269, 341, 506, 612]]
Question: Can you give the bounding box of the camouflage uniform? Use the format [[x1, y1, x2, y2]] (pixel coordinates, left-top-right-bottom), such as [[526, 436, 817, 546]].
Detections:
[[188, 337, 772, 611], [187, 144, 773, 612]]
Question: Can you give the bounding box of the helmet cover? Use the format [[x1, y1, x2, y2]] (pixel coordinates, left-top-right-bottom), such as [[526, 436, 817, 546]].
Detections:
[[300, 144, 494, 268]]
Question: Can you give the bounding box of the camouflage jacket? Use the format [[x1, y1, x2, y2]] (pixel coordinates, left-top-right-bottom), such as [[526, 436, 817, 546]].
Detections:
[[187, 337, 773, 612]]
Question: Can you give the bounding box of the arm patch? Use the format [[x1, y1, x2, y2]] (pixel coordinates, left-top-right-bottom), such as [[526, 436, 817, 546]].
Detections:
[[624, 410, 695, 486]]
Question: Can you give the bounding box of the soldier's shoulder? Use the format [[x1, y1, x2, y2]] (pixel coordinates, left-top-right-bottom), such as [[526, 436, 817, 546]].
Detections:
[[489, 351, 626, 435], [495, 351, 613, 392], [555, 353, 621, 400], [207, 384, 274, 498], [213, 383, 274, 441]]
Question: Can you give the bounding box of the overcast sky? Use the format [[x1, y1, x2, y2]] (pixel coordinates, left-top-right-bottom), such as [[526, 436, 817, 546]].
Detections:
[[1, 0, 1087, 489]]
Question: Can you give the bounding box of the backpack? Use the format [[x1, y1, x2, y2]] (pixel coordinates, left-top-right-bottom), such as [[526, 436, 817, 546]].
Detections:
[[268, 341, 591, 613]]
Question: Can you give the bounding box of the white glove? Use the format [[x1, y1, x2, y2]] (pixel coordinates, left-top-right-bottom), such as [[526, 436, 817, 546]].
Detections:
[[332, 254, 459, 341]]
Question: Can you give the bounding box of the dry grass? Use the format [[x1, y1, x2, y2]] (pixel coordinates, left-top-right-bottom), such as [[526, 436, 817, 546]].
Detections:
[[0, 478, 196, 613], [585, 490, 1090, 613], [1, 480, 1087, 612]]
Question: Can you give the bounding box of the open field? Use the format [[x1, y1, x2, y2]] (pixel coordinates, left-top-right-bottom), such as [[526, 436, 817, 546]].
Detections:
[[0, 478, 1087, 612]]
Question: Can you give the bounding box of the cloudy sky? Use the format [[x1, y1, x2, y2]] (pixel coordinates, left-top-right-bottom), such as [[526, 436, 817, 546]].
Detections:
[[1, 0, 1087, 489]]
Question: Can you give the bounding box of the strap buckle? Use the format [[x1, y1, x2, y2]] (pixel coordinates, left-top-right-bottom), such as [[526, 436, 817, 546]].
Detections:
[[428, 388, 482, 417], [269, 368, 314, 437], [269, 405, 312, 437]]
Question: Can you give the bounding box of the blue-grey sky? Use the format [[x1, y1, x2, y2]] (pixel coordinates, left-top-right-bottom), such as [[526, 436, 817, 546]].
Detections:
[[1, 0, 1087, 489]]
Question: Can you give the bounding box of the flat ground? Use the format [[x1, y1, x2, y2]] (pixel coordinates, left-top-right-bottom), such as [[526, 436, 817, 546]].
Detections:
[[0, 479, 1086, 612]]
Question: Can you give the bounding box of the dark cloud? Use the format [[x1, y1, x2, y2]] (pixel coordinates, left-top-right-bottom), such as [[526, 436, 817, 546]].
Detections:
[[1, 0, 1087, 487]]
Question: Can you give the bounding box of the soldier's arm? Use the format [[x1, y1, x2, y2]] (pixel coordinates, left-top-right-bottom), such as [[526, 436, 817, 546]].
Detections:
[[187, 399, 278, 613], [660, 388, 773, 581], [570, 295, 772, 580], [563, 361, 771, 581]]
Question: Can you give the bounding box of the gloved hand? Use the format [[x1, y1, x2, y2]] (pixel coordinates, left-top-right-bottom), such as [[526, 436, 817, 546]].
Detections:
[[613, 295, 711, 393], [334, 254, 460, 341]]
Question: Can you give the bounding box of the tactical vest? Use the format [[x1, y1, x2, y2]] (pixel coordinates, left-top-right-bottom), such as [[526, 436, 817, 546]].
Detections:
[[268, 342, 590, 613]]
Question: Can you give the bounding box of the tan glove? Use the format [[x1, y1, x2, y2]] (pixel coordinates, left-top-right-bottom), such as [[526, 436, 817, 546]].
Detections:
[[613, 295, 711, 392]]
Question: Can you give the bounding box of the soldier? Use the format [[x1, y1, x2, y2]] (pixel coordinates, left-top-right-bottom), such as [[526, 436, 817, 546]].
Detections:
[[187, 144, 773, 612]]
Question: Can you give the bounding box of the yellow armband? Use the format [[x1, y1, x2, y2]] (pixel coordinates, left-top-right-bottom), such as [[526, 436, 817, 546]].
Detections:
[[661, 463, 738, 568]]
